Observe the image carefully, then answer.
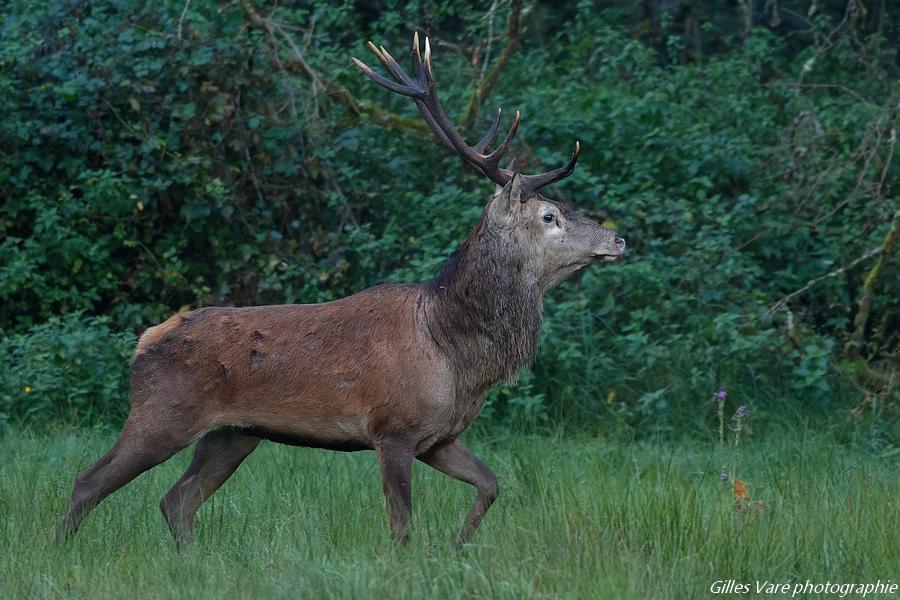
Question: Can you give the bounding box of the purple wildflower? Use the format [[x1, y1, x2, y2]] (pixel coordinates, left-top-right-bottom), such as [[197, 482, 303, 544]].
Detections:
[[735, 405, 748, 418], [713, 390, 727, 400]]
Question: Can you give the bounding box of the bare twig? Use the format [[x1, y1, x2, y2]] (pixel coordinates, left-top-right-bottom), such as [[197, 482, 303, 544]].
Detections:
[[177, 0, 191, 41], [100, 97, 138, 134], [460, 0, 526, 131], [776, 82, 875, 107], [241, 0, 428, 137], [813, 105, 896, 226], [264, 32, 298, 118], [844, 211, 900, 358], [765, 246, 884, 318], [795, 3, 853, 90], [876, 123, 897, 195], [733, 227, 772, 253], [812, 130, 879, 226], [479, 0, 501, 80], [243, 146, 265, 205]]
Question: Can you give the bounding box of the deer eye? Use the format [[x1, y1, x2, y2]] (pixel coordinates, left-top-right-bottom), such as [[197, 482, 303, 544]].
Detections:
[[542, 213, 554, 223]]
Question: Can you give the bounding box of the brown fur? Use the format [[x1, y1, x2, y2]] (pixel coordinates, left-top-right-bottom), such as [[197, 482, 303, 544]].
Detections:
[[56, 180, 623, 548], [133, 312, 187, 358], [57, 44, 627, 547]]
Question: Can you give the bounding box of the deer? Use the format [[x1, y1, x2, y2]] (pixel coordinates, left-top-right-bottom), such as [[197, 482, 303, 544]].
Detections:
[[56, 33, 625, 548]]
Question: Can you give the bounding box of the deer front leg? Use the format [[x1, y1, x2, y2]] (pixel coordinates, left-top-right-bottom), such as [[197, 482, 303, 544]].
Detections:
[[374, 438, 414, 544], [419, 440, 498, 548]]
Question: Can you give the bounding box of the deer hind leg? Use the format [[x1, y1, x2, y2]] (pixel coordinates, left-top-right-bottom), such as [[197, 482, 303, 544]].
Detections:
[[375, 438, 415, 544], [418, 440, 498, 548], [160, 428, 260, 548], [55, 416, 203, 544]]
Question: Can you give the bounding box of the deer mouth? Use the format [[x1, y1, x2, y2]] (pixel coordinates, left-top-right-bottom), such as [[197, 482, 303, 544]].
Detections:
[[592, 236, 626, 262], [591, 248, 623, 262]]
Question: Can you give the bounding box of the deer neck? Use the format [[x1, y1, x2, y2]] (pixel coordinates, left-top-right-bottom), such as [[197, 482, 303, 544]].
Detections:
[[423, 225, 544, 394]]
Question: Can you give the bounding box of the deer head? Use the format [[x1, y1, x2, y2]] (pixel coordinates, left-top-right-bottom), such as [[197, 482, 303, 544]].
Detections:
[[353, 33, 626, 290]]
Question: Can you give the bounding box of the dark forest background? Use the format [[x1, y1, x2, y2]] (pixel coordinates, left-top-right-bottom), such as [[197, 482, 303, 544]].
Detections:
[[1, 0, 897, 446]]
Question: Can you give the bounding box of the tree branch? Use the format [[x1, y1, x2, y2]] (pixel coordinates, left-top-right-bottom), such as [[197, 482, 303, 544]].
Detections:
[[460, 0, 525, 131], [241, 0, 429, 137], [176, 0, 191, 41], [844, 210, 900, 359], [765, 245, 884, 319]]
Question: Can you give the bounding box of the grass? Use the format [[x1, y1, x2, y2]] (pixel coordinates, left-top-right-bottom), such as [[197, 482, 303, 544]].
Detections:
[[0, 427, 897, 599]]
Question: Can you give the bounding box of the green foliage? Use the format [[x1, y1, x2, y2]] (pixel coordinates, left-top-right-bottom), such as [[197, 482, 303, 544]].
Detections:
[[0, 0, 897, 434], [0, 314, 135, 426]]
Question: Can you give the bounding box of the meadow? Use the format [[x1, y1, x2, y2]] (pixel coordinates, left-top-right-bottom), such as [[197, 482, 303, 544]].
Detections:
[[1, 428, 896, 599]]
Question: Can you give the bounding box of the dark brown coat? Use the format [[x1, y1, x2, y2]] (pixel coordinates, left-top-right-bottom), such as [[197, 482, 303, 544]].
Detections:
[[56, 36, 625, 547]]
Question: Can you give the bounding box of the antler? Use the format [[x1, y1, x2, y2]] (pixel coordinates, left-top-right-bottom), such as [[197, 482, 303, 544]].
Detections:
[[352, 32, 580, 196]]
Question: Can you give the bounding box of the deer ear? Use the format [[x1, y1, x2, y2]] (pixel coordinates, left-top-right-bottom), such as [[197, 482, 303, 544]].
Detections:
[[489, 172, 526, 225], [511, 171, 527, 203], [500, 171, 525, 206], [507, 158, 527, 203]]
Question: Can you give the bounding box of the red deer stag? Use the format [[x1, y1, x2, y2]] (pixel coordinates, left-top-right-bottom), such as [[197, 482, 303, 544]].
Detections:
[[57, 33, 625, 548]]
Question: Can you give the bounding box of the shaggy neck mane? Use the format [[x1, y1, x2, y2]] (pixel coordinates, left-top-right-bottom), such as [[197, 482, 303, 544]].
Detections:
[[423, 220, 544, 394]]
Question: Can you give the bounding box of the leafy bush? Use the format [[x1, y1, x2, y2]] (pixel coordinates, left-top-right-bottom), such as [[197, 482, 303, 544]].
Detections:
[[0, 0, 897, 436], [0, 314, 135, 426]]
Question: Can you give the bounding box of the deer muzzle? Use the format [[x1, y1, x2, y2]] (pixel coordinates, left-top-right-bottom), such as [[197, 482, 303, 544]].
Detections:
[[592, 232, 626, 262]]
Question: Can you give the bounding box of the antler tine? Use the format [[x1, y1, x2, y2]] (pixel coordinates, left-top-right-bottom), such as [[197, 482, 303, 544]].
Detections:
[[354, 40, 459, 154], [411, 32, 427, 90], [352, 55, 420, 96], [365, 41, 386, 63], [484, 110, 520, 163], [356, 33, 582, 193], [473, 108, 502, 153], [377, 44, 414, 85], [362, 41, 421, 93], [423, 35, 433, 78], [520, 141, 581, 191], [409, 35, 516, 185]]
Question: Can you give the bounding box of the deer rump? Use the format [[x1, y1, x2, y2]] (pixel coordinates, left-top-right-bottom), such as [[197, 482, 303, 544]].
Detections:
[[130, 283, 461, 454]]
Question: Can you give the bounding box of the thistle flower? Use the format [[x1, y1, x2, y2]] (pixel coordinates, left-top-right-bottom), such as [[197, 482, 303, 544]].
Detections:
[[713, 390, 727, 400], [735, 405, 747, 418]]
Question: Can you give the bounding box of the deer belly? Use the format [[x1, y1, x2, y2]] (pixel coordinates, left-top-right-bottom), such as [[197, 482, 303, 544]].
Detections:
[[242, 427, 372, 452], [234, 410, 372, 452]]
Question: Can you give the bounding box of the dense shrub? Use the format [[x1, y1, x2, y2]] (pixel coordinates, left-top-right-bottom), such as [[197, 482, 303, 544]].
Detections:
[[0, 314, 135, 426], [0, 1, 897, 437]]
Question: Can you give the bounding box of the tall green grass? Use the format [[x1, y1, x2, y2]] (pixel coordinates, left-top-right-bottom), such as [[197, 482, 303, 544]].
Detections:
[[0, 429, 896, 599]]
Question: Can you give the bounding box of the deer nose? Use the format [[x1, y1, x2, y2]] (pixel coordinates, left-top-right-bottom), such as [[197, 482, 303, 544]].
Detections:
[[614, 236, 626, 252]]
